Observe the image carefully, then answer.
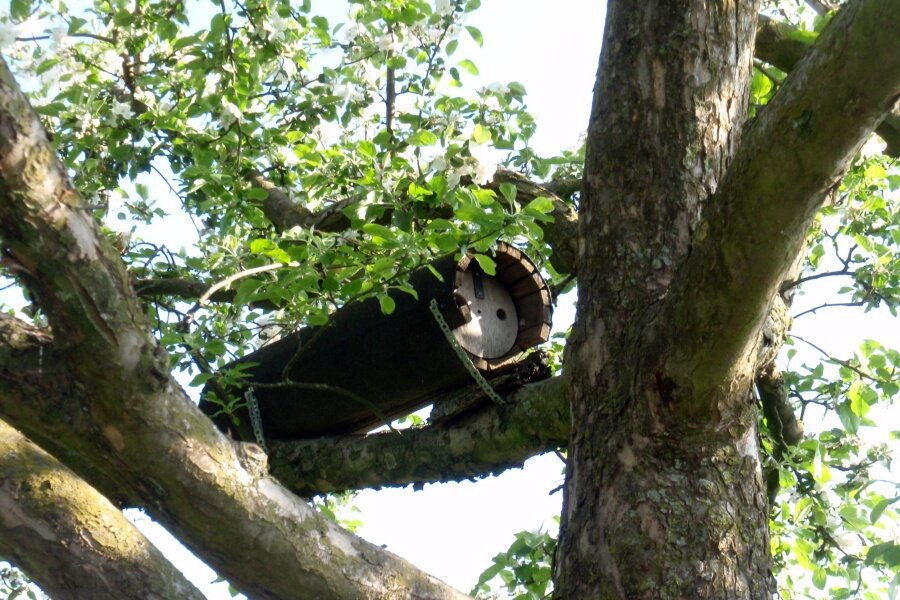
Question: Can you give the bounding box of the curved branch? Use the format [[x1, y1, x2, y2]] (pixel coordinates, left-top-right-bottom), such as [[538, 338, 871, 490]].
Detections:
[[0, 420, 205, 600], [755, 13, 900, 157], [664, 0, 900, 413], [269, 377, 568, 496], [488, 169, 579, 274]]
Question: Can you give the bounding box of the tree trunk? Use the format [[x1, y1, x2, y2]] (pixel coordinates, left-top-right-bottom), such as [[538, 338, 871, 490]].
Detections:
[[556, 0, 772, 596], [555, 0, 900, 597]]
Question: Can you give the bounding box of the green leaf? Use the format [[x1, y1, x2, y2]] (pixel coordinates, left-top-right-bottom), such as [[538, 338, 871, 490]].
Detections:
[[307, 311, 330, 327], [750, 70, 774, 104], [358, 140, 376, 158], [432, 232, 459, 253], [864, 164, 888, 180], [363, 223, 397, 246], [379, 294, 396, 315], [210, 13, 226, 39], [472, 123, 492, 145], [408, 130, 438, 146], [465, 25, 483, 46], [847, 381, 871, 417], [812, 567, 827, 590], [839, 505, 870, 531], [836, 401, 860, 434], [10, 0, 32, 20], [246, 188, 270, 201], [458, 59, 479, 75], [870, 497, 897, 524], [234, 278, 264, 306], [789, 28, 818, 45], [474, 253, 496, 275], [250, 239, 276, 254], [525, 196, 555, 215], [499, 182, 517, 203]]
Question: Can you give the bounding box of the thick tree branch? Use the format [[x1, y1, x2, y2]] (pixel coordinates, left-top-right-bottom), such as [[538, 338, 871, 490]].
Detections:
[[488, 169, 579, 274], [269, 377, 568, 496], [663, 0, 900, 413], [253, 167, 580, 274], [0, 59, 468, 600], [0, 419, 205, 600], [755, 13, 900, 157]]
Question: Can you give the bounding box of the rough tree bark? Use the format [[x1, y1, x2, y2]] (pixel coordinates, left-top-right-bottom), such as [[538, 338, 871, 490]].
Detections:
[[0, 420, 205, 600], [556, 0, 899, 598]]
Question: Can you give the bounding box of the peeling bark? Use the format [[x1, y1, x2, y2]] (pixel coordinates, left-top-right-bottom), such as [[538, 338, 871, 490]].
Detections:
[[0, 58, 469, 600], [0, 419, 205, 600]]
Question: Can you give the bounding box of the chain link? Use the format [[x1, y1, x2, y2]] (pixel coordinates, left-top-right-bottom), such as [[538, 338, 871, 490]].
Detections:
[[429, 298, 506, 405], [244, 388, 268, 452]]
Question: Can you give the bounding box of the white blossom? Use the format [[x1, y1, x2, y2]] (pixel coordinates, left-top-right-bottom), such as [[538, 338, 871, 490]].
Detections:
[[377, 34, 402, 53], [78, 112, 100, 132], [333, 83, 361, 103], [247, 98, 267, 114], [834, 532, 863, 555], [110, 100, 134, 120], [482, 95, 500, 110], [434, 0, 453, 16], [281, 59, 297, 80], [265, 12, 289, 43], [358, 61, 381, 87], [0, 22, 18, 50], [430, 155, 448, 172], [100, 49, 122, 73], [340, 22, 364, 44], [203, 72, 221, 97], [446, 168, 463, 189], [38, 63, 63, 89], [221, 99, 242, 124], [469, 144, 498, 185], [486, 82, 510, 95], [277, 146, 300, 167], [47, 25, 68, 48]]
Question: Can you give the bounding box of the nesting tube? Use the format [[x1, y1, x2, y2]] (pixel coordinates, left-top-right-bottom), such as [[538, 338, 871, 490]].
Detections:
[[200, 242, 552, 441]]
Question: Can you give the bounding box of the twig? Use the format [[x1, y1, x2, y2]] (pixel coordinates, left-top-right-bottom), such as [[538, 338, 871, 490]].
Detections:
[[780, 268, 853, 292], [792, 301, 865, 319], [386, 64, 395, 140], [180, 262, 291, 329], [790, 334, 888, 385], [16, 32, 116, 44]]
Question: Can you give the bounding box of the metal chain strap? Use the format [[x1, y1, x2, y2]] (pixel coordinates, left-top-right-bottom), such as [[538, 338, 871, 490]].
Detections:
[[244, 388, 268, 452], [429, 298, 506, 405]]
